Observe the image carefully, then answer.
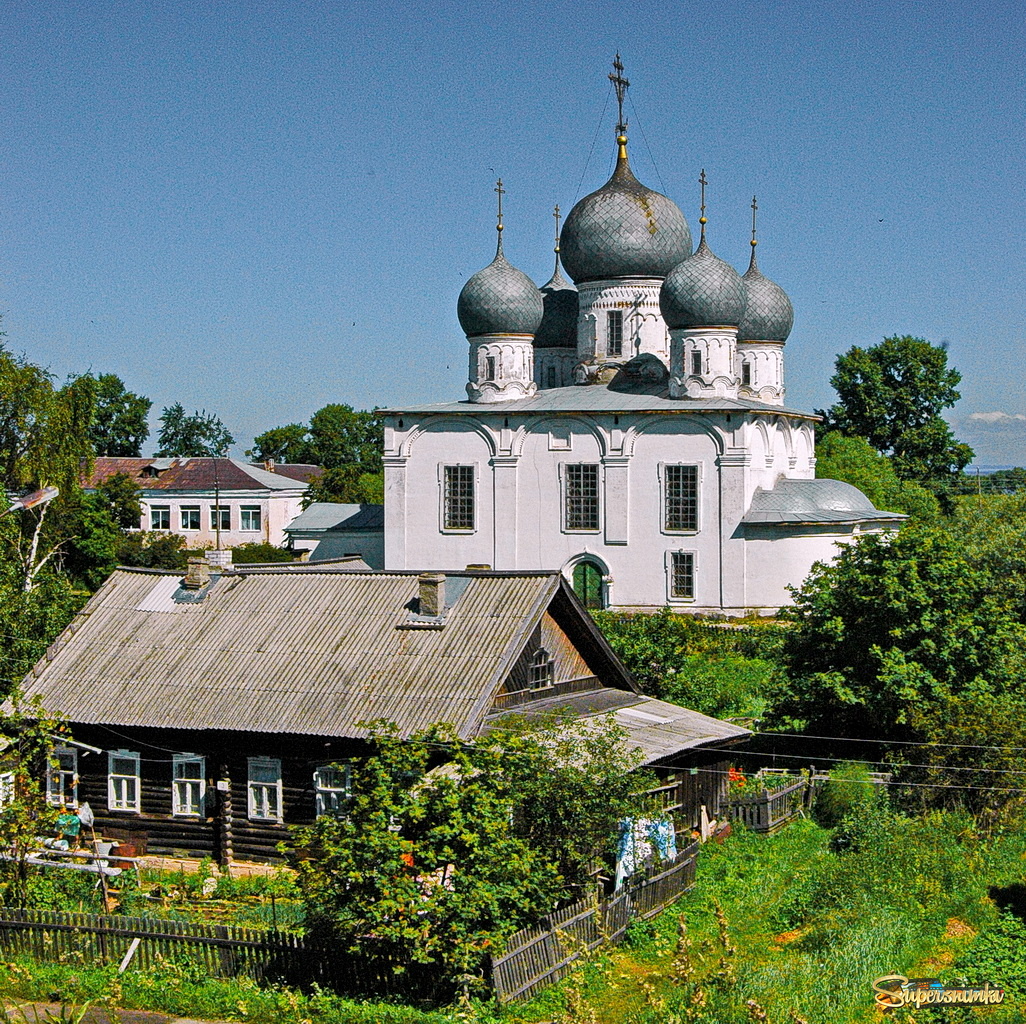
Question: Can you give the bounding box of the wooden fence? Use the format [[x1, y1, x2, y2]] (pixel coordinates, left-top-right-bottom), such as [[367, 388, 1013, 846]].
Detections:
[[726, 776, 808, 833], [0, 908, 305, 983], [490, 840, 700, 1003]]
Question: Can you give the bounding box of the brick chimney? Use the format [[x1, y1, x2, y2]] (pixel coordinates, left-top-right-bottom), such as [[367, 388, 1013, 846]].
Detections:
[[418, 573, 446, 617], [182, 558, 212, 590]]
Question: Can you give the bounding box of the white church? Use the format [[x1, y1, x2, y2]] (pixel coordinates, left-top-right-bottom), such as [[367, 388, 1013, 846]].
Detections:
[[382, 61, 902, 613]]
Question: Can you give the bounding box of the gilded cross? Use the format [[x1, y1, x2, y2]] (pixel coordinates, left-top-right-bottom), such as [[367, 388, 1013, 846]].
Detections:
[[494, 178, 505, 233], [751, 195, 759, 248], [553, 204, 562, 253]]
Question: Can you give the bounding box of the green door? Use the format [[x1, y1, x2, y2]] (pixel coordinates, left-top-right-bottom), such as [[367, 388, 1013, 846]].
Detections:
[[572, 561, 604, 610]]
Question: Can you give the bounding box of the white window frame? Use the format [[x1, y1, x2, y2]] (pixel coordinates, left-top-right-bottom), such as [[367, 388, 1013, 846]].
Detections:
[[528, 648, 555, 690], [108, 749, 141, 813], [606, 310, 623, 357], [47, 746, 79, 808], [210, 505, 231, 532], [690, 349, 703, 375], [666, 550, 698, 603], [561, 463, 601, 533], [247, 757, 283, 822], [439, 464, 477, 533], [150, 506, 171, 531], [741, 359, 752, 386], [180, 506, 201, 531], [660, 462, 701, 534], [172, 754, 206, 817], [313, 764, 351, 817], [239, 505, 261, 532]]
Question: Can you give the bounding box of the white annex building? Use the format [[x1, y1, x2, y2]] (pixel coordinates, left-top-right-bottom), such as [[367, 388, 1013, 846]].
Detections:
[[383, 62, 901, 613]]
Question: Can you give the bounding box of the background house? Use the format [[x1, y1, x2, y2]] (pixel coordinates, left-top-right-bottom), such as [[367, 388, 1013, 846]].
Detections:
[[284, 502, 385, 567], [85, 457, 321, 549], [21, 564, 748, 864]]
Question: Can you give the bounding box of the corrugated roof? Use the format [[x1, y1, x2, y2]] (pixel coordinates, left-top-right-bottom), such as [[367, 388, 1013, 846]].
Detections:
[[484, 689, 749, 762], [742, 478, 907, 525], [285, 502, 385, 533], [22, 568, 570, 742], [252, 463, 324, 483], [381, 380, 816, 420]]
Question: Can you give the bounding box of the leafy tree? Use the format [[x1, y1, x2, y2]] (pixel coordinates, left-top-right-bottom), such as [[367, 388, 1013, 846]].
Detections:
[[819, 336, 974, 486], [308, 404, 382, 473], [229, 542, 296, 564], [814, 431, 940, 523], [89, 374, 151, 457], [248, 423, 315, 464], [94, 472, 142, 529], [304, 467, 385, 506], [155, 404, 235, 457], [115, 531, 188, 571]]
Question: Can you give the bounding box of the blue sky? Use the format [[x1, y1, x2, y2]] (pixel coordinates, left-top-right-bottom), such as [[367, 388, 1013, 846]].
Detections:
[[3, 0, 1024, 464]]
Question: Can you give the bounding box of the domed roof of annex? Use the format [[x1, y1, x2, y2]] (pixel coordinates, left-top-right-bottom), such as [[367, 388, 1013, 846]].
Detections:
[[457, 234, 544, 338], [559, 139, 693, 284], [737, 251, 794, 343], [659, 236, 747, 330], [533, 253, 579, 349]]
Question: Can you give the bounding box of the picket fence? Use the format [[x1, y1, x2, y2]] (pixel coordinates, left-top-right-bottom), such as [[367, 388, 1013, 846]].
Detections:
[[726, 776, 808, 833], [490, 840, 700, 1003]]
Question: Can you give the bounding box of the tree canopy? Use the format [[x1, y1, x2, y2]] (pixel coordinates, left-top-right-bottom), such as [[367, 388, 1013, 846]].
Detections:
[[155, 404, 235, 457], [819, 336, 974, 486], [89, 374, 151, 457]]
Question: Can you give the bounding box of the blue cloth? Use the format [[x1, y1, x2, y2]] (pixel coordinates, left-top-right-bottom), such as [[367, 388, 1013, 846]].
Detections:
[[614, 816, 677, 890]]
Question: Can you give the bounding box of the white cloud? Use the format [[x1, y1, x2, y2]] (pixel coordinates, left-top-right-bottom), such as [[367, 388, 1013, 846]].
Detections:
[[967, 412, 1026, 425]]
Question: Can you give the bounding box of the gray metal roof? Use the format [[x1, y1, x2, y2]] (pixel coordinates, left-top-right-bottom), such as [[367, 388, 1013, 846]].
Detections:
[[660, 238, 747, 330], [533, 260, 579, 349], [285, 502, 384, 533], [484, 688, 750, 762], [560, 147, 692, 284], [383, 379, 816, 420], [457, 242, 544, 338], [20, 568, 633, 743], [742, 478, 907, 525], [738, 253, 794, 343]]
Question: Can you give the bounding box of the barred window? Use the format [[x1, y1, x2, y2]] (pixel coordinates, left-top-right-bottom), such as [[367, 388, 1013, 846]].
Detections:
[[528, 648, 554, 689], [607, 310, 623, 357], [741, 360, 752, 386], [664, 465, 699, 532], [565, 464, 600, 531], [691, 350, 703, 375], [485, 355, 497, 380], [443, 465, 475, 531], [670, 551, 696, 600]]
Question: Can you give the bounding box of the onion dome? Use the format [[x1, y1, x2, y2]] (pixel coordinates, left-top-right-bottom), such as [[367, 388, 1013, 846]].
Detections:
[[457, 182, 543, 337], [560, 135, 692, 284], [534, 207, 579, 348], [660, 238, 747, 329], [737, 204, 794, 341]]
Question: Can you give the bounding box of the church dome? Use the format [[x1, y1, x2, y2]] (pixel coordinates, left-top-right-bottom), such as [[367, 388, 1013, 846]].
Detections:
[[560, 140, 692, 284], [737, 253, 793, 343], [533, 257, 579, 348], [659, 238, 747, 329], [457, 242, 544, 338]]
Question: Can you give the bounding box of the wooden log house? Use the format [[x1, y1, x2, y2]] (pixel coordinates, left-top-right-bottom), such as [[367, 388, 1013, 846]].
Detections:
[[19, 563, 749, 864]]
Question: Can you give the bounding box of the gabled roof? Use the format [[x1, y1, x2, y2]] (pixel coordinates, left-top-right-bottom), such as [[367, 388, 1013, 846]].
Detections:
[[742, 478, 907, 525], [20, 568, 634, 743], [83, 458, 310, 492], [285, 502, 385, 533]]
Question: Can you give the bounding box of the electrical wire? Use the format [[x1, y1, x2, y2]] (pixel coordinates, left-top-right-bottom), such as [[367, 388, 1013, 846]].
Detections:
[[573, 82, 612, 204]]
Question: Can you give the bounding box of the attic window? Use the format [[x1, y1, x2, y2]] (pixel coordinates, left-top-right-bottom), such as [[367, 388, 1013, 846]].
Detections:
[[529, 648, 554, 689]]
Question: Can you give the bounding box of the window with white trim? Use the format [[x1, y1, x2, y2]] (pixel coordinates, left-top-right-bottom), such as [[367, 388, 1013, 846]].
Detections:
[[564, 463, 600, 531], [528, 648, 555, 689], [248, 757, 283, 822], [314, 764, 350, 817], [741, 360, 752, 386], [485, 355, 497, 380], [607, 310, 623, 357], [664, 464, 699, 533], [150, 506, 171, 531], [47, 746, 78, 808], [172, 754, 206, 817], [108, 750, 141, 812], [442, 465, 475, 531], [669, 551, 696, 601], [240, 506, 261, 531], [181, 506, 201, 530], [210, 505, 231, 531], [690, 350, 703, 375]]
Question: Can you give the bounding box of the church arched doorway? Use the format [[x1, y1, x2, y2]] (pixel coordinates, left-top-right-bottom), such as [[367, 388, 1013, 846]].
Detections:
[[571, 559, 605, 610]]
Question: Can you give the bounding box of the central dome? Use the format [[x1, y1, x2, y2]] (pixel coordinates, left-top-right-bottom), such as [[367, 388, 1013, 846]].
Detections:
[[560, 141, 693, 284]]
